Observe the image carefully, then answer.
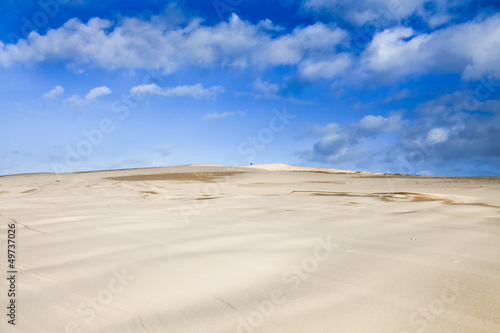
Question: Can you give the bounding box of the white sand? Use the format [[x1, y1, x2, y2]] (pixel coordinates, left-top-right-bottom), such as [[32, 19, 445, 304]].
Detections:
[[1, 164, 499, 333]]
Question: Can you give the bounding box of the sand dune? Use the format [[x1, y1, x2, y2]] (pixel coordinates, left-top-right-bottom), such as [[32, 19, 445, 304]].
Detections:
[[1, 164, 499, 333]]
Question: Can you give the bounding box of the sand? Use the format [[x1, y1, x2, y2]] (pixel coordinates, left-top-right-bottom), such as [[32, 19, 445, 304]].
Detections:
[[1, 164, 499, 333]]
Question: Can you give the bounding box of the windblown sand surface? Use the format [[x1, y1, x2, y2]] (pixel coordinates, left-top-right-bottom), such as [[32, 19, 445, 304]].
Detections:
[[1, 164, 499, 333]]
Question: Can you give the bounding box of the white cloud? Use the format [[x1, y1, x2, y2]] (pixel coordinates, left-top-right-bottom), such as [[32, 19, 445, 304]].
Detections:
[[303, 0, 459, 26], [253, 78, 280, 98], [427, 128, 449, 144], [304, 0, 422, 24], [42, 86, 64, 99], [357, 114, 402, 133], [0, 14, 348, 75], [298, 53, 352, 80], [359, 27, 431, 79], [259, 22, 348, 66], [85, 86, 112, 101], [129, 83, 163, 96], [64, 95, 86, 108], [1, 5, 498, 87], [163, 84, 223, 98], [64, 85, 112, 107], [203, 111, 245, 120], [130, 83, 224, 99], [359, 14, 500, 81]]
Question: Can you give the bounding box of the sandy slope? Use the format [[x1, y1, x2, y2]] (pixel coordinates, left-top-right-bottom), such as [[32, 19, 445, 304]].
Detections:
[[1, 164, 499, 333]]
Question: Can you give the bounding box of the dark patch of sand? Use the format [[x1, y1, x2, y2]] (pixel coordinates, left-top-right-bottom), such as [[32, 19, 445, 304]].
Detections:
[[106, 171, 245, 182], [140, 191, 158, 194], [290, 191, 500, 208]]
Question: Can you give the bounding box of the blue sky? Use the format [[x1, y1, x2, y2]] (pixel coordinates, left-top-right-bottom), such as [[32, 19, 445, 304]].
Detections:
[[1, 0, 499, 176]]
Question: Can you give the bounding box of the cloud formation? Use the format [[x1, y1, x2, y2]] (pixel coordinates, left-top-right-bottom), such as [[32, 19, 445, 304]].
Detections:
[[64, 86, 112, 107], [359, 14, 500, 81], [303, 0, 464, 26], [1, 9, 499, 85], [203, 111, 245, 120], [399, 92, 500, 167], [42, 86, 64, 99], [298, 53, 352, 80], [300, 114, 403, 164], [0, 14, 347, 73], [253, 78, 280, 98], [130, 83, 224, 99], [301, 90, 500, 175]]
